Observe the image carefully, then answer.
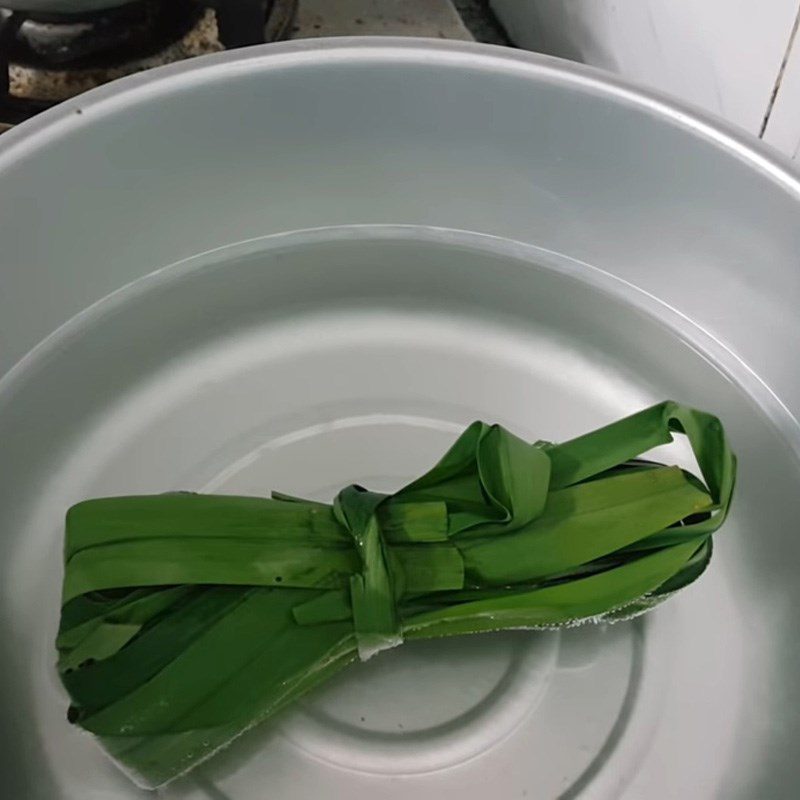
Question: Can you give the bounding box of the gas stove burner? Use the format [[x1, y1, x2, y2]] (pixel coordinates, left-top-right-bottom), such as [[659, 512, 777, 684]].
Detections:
[[8, 1, 206, 69], [0, 0, 296, 126]]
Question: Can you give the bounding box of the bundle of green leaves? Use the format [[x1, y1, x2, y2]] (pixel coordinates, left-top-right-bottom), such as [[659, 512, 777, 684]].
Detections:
[[57, 400, 735, 787]]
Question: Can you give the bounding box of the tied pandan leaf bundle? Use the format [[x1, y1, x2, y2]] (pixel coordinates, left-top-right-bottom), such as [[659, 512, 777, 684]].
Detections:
[[57, 400, 735, 787]]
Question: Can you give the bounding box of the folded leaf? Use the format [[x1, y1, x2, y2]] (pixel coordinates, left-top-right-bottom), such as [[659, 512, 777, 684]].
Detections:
[[56, 400, 736, 788]]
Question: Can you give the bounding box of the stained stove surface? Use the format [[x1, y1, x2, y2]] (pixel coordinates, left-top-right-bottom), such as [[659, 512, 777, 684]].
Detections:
[[0, 0, 505, 127]]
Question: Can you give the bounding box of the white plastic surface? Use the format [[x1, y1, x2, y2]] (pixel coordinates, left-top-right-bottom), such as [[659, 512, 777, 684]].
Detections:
[[491, 0, 799, 138]]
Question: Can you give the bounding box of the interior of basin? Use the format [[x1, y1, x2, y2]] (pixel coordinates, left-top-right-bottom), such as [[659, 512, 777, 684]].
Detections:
[[1, 225, 799, 800]]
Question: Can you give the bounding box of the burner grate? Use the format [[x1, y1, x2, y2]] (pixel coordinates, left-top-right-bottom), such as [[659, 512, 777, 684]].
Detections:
[[0, 0, 296, 126]]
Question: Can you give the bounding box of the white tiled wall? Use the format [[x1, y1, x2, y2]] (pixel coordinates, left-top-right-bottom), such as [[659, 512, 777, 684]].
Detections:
[[762, 15, 800, 156], [491, 0, 800, 159]]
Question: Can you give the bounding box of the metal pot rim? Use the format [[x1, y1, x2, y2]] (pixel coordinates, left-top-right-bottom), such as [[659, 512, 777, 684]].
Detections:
[[2, 36, 799, 195]]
